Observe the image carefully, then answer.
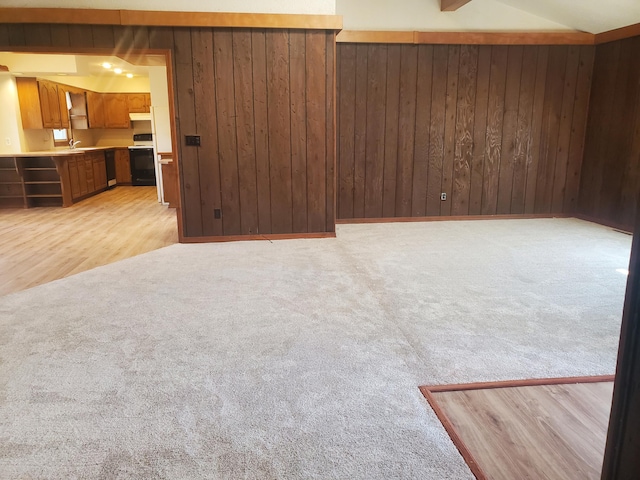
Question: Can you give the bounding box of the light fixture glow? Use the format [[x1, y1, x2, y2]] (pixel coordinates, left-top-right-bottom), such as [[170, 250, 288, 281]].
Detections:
[[101, 62, 112, 69], [616, 269, 629, 276], [114, 68, 123, 74], [126, 73, 134, 78]]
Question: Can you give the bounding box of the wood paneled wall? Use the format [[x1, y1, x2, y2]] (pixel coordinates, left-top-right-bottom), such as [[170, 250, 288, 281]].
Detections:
[[0, 24, 336, 238], [336, 43, 594, 219], [579, 37, 640, 230]]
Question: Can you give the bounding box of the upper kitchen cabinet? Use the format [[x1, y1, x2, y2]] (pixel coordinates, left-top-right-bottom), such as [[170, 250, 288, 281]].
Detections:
[[17, 78, 74, 130], [103, 94, 130, 129], [86, 91, 105, 128], [127, 93, 150, 113]]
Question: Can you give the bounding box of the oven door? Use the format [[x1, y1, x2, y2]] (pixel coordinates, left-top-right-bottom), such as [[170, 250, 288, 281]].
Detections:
[[129, 148, 156, 186]]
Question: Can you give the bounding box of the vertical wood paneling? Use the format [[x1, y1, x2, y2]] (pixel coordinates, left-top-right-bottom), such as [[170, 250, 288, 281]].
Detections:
[[6, 24, 336, 238], [336, 42, 593, 221], [382, 45, 401, 218], [306, 31, 327, 232], [173, 28, 202, 237], [289, 31, 308, 233], [353, 44, 368, 218], [451, 45, 477, 216], [580, 37, 640, 229], [426, 46, 448, 216], [325, 32, 336, 232], [214, 29, 241, 235], [266, 30, 293, 234], [396, 45, 418, 217], [510, 47, 537, 214], [441, 45, 460, 216], [482, 46, 508, 215], [233, 29, 259, 234], [192, 28, 222, 236], [551, 46, 580, 213], [411, 45, 433, 216], [564, 47, 594, 214], [337, 43, 356, 219], [251, 30, 272, 235], [364, 44, 386, 218], [469, 46, 492, 215]]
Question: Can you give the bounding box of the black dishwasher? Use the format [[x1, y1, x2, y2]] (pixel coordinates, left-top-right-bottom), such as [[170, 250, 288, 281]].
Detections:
[[104, 149, 116, 188]]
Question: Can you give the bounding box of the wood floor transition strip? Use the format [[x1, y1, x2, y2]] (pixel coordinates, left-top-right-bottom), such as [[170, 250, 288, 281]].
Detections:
[[420, 375, 615, 480]]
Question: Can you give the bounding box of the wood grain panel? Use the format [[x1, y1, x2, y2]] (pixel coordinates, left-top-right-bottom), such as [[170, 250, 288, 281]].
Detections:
[[325, 32, 336, 233], [579, 37, 640, 230], [214, 29, 241, 236], [251, 29, 272, 235], [336, 43, 593, 221], [411, 45, 433, 217], [289, 30, 308, 233], [233, 29, 259, 235], [426, 46, 448, 216], [306, 31, 327, 232], [192, 27, 222, 237], [364, 44, 386, 218], [337, 43, 356, 219], [451, 45, 477, 216], [496, 46, 523, 214], [266, 30, 293, 234]]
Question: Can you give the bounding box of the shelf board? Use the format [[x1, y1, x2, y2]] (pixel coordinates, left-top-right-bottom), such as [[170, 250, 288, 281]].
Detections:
[[26, 194, 62, 198], [24, 167, 57, 171], [0, 167, 18, 171], [0, 181, 22, 185], [24, 181, 61, 185], [0, 195, 24, 199]]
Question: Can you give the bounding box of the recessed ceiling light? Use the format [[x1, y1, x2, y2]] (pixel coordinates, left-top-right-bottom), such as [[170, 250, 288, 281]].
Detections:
[[102, 62, 112, 69], [126, 73, 134, 78], [114, 68, 123, 74], [57, 73, 68, 76]]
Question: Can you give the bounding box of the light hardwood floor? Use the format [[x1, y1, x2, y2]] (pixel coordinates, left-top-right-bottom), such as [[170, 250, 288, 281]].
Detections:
[[0, 186, 178, 297], [432, 381, 614, 480]]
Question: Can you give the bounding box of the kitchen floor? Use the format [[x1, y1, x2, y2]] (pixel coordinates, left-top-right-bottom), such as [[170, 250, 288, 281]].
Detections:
[[0, 186, 178, 297]]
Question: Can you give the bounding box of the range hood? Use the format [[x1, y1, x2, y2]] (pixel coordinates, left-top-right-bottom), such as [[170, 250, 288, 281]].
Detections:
[[129, 112, 151, 121]]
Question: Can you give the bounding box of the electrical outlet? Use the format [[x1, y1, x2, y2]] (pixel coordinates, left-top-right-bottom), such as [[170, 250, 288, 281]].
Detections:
[[4, 138, 10, 146], [185, 135, 201, 146], [441, 192, 447, 201], [214, 209, 221, 219]]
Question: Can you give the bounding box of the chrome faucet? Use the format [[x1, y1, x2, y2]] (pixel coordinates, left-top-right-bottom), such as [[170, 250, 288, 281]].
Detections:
[[69, 139, 81, 149]]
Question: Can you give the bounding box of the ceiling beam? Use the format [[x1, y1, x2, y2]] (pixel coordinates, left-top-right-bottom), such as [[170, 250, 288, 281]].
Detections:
[[441, 0, 473, 12]]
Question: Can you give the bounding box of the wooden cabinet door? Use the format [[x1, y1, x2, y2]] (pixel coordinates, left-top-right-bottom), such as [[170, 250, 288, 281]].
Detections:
[[92, 153, 107, 190], [67, 157, 82, 199], [76, 156, 88, 196], [86, 91, 105, 128], [57, 85, 70, 128], [104, 94, 130, 128], [84, 157, 95, 192], [38, 80, 62, 129], [127, 93, 150, 113], [115, 149, 132, 184], [15, 78, 44, 130]]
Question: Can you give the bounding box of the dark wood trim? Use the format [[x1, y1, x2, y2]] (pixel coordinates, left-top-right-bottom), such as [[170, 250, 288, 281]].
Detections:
[[574, 214, 633, 234], [336, 30, 594, 45], [423, 375, 615, 394], [441, 0, 474, 12], [601, 202, 640, 478], [336, 214, 569, 224], [595, 23, 640, 44], [180, 232, 337, 243], [0, 8, 343, 30]]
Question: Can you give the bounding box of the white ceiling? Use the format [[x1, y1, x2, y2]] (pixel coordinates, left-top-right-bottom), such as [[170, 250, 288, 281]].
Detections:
[[491, 0, 640, 33]]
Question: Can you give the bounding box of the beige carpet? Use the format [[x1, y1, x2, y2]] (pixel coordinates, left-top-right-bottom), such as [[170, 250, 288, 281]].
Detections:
[[0, 218, 631, 479]]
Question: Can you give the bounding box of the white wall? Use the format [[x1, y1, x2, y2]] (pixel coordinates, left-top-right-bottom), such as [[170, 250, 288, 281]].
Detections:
[[148, 66, 172, 154], [337, 0, 573, 31], [0, 75, 25, 154], [0, 0, 335, 15]]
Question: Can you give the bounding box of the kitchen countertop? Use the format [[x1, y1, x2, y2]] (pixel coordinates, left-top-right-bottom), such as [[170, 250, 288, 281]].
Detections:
[[0, 146, 130, 158]]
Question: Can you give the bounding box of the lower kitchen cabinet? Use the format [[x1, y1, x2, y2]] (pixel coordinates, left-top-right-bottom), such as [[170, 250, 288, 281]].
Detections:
[[115, 148, 131, 185]]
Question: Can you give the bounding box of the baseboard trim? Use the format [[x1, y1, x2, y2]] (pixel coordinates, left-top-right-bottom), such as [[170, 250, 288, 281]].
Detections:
[[574, 214, 633, 234], [180, 231, 336, 243], [419, 374, 614, 480], [336, 213, 569, 225]]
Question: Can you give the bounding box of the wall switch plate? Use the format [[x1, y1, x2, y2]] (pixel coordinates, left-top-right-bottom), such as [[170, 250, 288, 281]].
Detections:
[[441, 192, 447, 201], [185, 135, 201, 146]]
